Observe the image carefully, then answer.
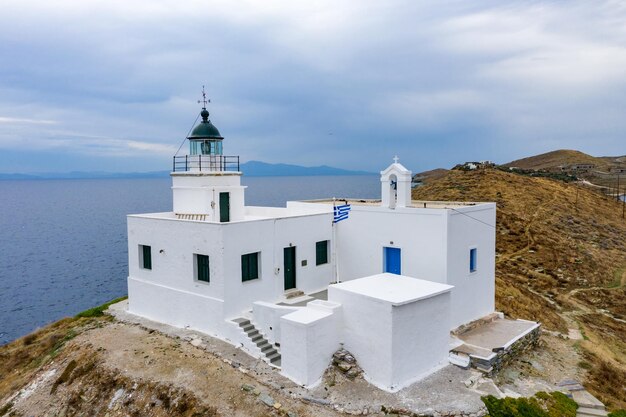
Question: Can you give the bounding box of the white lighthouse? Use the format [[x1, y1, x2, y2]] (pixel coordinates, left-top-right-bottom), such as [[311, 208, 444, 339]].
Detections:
[[127, 94, 498, 392], [171, 98, 246, 222]]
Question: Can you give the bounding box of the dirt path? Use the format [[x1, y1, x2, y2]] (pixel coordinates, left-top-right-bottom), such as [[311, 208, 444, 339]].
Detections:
[[496, 194, 560, 265]]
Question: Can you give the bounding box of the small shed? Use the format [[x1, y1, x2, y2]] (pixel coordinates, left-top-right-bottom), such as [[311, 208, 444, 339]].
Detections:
[[328, 273, 453, 391]]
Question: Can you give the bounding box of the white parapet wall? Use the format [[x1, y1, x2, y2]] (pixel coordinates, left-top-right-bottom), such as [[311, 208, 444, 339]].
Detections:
[[128, 277, 225, 338], [252, 301, 300, 345], [280, 300, 342, 387], [328, 274, 453, 392]]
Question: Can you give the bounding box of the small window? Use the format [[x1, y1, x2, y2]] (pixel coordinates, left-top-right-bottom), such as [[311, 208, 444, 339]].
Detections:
[[241, 252, 260, 282], [140, 245, 152, 270], [195, 254, 210, 283], [469, 248, 477, 273], [316, 240, 329, 265]]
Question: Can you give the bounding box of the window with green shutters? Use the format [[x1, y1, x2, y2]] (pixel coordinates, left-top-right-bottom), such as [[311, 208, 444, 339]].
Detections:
[[241, 252, 260, 282], [195, 254, 210, 283], [316, 240, 329, 265], [140, 245, 152, 270]]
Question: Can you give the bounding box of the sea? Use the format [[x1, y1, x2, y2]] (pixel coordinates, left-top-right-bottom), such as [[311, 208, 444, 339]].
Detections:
[[0, 175, 379, 345]]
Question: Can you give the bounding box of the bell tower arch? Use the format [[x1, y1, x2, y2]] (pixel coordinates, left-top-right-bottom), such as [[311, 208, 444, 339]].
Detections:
[[380, 156, 412, 208]]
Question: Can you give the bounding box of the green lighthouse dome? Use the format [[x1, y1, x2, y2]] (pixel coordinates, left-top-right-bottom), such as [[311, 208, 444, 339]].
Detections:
[[187, 108, 223, 140]]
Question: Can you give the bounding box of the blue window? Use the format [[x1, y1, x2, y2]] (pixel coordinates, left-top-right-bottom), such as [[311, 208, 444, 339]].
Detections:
[[384, 247, 401, 275], [469, 248, 477, 273]]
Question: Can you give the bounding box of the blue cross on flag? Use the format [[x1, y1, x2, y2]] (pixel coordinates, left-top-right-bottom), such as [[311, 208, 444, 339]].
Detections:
[[333, 203, 351, 223]]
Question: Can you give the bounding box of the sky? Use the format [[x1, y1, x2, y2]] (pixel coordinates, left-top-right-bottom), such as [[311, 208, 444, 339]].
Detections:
[[0, 0, 625, 174]]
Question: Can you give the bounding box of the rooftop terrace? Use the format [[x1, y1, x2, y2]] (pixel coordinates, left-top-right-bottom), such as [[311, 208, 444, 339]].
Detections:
[[302, 198, 483, 209]]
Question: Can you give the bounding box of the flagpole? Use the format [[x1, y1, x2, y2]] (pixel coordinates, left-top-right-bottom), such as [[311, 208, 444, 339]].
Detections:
[[332, 198, 339, 283]]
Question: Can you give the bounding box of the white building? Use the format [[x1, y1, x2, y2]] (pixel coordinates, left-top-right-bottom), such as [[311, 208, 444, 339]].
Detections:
[[127, 106, 496, 392]]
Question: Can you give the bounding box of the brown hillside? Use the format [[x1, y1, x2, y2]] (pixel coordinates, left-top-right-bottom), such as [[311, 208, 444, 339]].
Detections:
[[504, 149, 608, 170], [413, 168, 449, 184], [412, 168, 626, 409]]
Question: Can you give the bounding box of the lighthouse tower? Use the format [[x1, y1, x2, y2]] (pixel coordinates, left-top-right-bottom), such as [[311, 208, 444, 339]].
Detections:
[[171, 94, 245, 222]]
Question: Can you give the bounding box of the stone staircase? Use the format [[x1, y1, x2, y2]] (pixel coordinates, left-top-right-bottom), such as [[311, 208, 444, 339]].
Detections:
[[558, 380, 608, 417], [233, 318, 281, 367]]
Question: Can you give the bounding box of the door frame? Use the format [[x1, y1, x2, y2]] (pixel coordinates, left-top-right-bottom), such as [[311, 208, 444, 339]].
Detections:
[[219, 192, 230, 223], [383, 246, 401, 275], [283, 246, 297, 290]]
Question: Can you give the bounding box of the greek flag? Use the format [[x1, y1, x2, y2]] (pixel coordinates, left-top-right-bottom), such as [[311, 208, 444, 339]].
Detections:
[[333, 203, 351, 223]]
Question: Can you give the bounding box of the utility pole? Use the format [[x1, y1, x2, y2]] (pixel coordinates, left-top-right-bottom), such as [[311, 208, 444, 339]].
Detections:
[[617, 174, 621, 202], [622, 183, 625, 219]]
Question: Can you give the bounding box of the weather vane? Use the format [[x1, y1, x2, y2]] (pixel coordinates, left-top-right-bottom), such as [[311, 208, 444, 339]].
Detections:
[[198, 85, 211, 108]]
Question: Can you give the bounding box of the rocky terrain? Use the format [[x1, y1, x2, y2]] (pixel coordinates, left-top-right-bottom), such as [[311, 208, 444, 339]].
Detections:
[[413, 168, 626, 410], [1, 165, 625, 416]]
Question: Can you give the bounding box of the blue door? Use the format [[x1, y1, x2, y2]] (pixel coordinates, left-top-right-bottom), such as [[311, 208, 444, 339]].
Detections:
[[384, 247, 401, 275]]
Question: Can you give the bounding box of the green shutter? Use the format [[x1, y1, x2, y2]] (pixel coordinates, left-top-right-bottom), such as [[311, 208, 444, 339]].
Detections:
[[316, 241, 328, 265], [197, 254, 210, 282], [219, 192, 230, 222], [242, 252, 259, 282], [142, 245, 152, 270]]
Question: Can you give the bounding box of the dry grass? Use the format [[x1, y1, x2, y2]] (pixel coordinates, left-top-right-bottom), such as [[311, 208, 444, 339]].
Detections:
[[503, 149, 613, 171], [0, 318, 83, 398], [413, 168, 626, 409]]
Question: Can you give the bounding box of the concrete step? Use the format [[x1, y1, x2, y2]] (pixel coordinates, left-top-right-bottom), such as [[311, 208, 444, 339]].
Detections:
[[242, 323, 255, 332], [284, 289, 305, 299], [246, 329, 259, 337], [233, 318, 250, 327], [577, 407, 608, 417], [572, 390, 606, 410], [234, 316, 281, 368], [261, 344, 274, 354]]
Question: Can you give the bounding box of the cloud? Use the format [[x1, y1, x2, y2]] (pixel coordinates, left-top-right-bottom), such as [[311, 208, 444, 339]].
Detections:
[[0, 0, 625, 173], [0, 117, 57, 125]]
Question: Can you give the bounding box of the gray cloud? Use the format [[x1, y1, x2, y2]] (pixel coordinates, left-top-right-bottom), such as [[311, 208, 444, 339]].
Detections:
[[0, 0, 625, 173]]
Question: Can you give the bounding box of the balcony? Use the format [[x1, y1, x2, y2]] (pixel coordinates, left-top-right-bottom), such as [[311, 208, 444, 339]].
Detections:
[[172, 155, 240, 173]]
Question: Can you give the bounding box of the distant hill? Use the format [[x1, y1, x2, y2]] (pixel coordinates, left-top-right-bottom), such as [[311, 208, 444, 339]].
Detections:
[[0, 161, 373, 180], [412, 168, 449, 184], [0, 171, 168, 180], [241, 160, 373, 176], [503, 149, 626, 172], [502, 149, 626, 189]]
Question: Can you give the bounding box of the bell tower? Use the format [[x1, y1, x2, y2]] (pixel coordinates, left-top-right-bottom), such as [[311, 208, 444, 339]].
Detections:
[[171, 88, 245, 222], [380, 156, 412, 209]]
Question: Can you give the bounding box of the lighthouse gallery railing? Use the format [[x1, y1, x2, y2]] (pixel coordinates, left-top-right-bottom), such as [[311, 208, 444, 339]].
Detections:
[[172, 155, 240, 173]]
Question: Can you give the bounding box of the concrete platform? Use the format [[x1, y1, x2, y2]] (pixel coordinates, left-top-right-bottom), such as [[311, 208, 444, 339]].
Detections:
[[278, 289, 328, 307], [451, 317, 541, 373], [457, 318, 539, 351]]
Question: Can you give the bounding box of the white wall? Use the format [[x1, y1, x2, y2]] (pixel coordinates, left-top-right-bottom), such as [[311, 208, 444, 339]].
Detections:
[[335, 206, 449, 284], [280, 307, 341, 386], [219, 213, 333, 319], [391, 293, 451, 389], [127, 215, 229, 335], [128, 277, 225, 337], [127, 216, 226, 300], [252, 302, 299, 344], [446, 204, 496, 328], [328, 279, 452, 392], [171, 172, 246, 221], [328, 285, 394, 389]]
